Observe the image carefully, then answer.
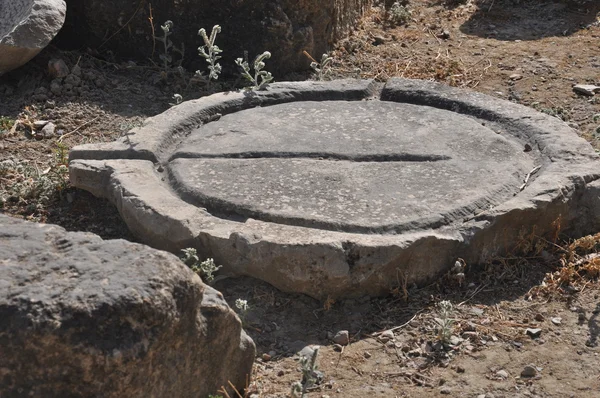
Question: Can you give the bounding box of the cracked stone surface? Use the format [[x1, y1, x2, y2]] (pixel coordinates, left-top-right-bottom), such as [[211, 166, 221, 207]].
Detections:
[[69, 79, 600, 299]]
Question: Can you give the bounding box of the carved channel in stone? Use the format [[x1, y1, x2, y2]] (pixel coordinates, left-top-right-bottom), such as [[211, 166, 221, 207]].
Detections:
[[169, 151, 452, 162], [166, 100, 535, 234]]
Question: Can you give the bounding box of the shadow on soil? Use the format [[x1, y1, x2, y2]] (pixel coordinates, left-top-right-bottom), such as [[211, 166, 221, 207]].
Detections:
[[586, 302, 600, 347], [215, 258, 554, 358], [457, 0, 600, 41], [0, 46, 178, 121]]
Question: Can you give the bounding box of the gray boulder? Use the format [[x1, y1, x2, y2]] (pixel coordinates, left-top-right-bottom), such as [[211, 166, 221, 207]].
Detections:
[[0, 0, 67, 75], [0, 214, 255, 398], [62, 0, 372, 75]]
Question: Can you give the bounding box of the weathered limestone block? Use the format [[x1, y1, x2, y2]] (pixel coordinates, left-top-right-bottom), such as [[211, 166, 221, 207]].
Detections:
[[0, 214, 255, 398], [61, 0, 372, 74], [0, 0, 67, 75]]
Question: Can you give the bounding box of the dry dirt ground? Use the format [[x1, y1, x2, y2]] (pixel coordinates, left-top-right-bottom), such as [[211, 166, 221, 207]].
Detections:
[[2, 0, 600, 397]]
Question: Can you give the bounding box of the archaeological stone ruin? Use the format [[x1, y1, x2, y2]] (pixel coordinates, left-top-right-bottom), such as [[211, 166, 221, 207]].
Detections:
[[69, 78, 600, 299]]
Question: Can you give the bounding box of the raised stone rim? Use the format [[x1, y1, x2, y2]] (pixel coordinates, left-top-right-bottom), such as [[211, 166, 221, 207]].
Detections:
[[69, 79, 600, 299]]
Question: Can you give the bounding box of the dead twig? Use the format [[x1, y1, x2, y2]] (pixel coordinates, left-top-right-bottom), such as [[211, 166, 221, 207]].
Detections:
[[99, 0, 144, 49], [57, 115, 101, 142], [370, 310, 423, 337], [148, 3, 156, 59], [519, 165, 542, 191], [457, 283, 489, 306]]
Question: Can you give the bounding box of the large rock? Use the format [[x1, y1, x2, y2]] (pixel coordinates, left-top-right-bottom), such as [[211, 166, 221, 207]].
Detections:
[[59, 0, 372, 75], [0, 214, 255, 397], [0, 0, 67, 75]]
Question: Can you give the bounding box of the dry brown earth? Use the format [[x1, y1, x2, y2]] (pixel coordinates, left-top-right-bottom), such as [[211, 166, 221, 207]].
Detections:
[[1, 1, 600, 397]]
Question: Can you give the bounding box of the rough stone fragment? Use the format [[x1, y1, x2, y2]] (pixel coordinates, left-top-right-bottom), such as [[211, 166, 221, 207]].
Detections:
[[48, 58, 69, 78], [59, 0, 372, 75], [69, 79, 600, 299], [496, 369, 509, 379], [40, 121, 56, 137], [0, 214, 255, 398], [0, 0, 67, 75], [526, 328, 542, 338], [333, 330, 350, 345], [521, 364, 538, 378], [573, 84, 600, 96]]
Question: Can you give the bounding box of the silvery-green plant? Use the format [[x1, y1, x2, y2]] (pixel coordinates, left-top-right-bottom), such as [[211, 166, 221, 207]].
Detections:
[[434, 300, 455, 345], [0, 158, 68, 210], [180, 248, 222, 283], [291, 347, 321, 398], [235, 298, 250, 324], [310, 53, 334, 81], [169, 93, 183, 106], [235, 51, 274, 91], [388, 1, 411, 26], [154, 20, 185, 71], [197, 25, 223, 89], [156, 20, 174, 70]]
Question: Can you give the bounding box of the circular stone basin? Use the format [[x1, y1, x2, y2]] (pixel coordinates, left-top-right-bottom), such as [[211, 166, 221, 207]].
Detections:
[[69, 79, 600, 299], [169, 101, 533, 233]]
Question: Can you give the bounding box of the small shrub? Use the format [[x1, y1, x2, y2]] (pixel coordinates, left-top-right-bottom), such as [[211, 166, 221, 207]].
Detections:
[[309, 53, 334, 81], [291, 347, 322, 398], [434, 300, 455, 345], [180, 248, 222, 283], [235, 51, 274, 90], [0, 116, 14, 134], [196, 25, 223, 89], [154, 20, 185, 71], [0, 159, 68, 209], [388, 1, 412, 26], [235, 298, 250, 324]]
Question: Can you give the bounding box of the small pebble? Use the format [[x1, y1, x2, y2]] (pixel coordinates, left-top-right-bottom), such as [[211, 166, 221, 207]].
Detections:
[[48, 59, 69, 78], [521, 364, 537, 378], [496, 369, 509, 379], [41, 122, 56, 138], [534, 314, 544, 322], [380, 330, 394, 342], [551, 317, 562, 325], [332, 330, 349, 345], [526, 328, 542, 338]]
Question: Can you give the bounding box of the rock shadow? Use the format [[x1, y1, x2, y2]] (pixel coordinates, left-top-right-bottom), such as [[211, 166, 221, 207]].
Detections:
[[215, 258, 551, 359], [458, 0, 600, 41], [0, 45, 191, 121]]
